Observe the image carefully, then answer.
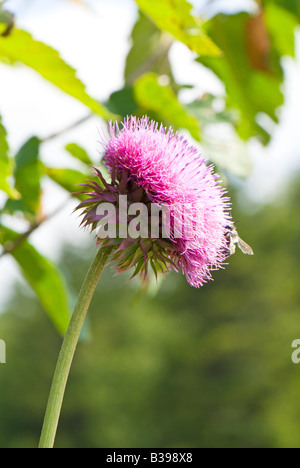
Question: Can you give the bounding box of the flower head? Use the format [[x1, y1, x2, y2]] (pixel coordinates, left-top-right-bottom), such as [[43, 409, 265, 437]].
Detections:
[[77, 116, 233, 287]]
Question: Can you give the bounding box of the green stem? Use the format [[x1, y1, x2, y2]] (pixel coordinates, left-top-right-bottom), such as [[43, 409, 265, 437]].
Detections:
[[39, 247, 112, 449]]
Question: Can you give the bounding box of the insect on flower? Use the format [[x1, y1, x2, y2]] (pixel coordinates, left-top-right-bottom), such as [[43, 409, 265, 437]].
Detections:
[[225, 225, 254, 256]]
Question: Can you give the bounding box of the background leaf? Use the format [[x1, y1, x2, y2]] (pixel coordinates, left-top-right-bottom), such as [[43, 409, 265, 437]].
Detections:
[[65, 143, 92, 166], [0, 225, 71, 334], [44, 167, 90, 200], [105, 88, 138, 117], [135, 0, 221, 57], [262, 0, 300, 19], [0, 8, 14, 37], [264, 2, 298, 57], [5, 137, 42, 217], [0, 29, 115, 120], [125, 11, 173, 85], [134, 72, 201, 141], [0, 114, 19, 199], [197, 11, 289, 143]]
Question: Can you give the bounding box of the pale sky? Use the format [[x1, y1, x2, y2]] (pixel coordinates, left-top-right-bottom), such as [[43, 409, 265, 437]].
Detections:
[[0, 0, 299, 307]]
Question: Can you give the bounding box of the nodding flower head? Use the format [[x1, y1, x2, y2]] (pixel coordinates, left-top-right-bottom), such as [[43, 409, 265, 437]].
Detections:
[[76, 116, 233, 288]]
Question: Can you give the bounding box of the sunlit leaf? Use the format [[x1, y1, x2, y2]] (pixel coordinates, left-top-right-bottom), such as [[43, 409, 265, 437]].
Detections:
[[264, 2, 298, 57], [0, 114, 19, 199], [135, 0, 221, 57], [262, 0, 300, 20], [0, 28, 115, 120], [5, 137, 42, 216], [134, 72, 201, 141], [0, 225, 71, 334], [65, 143, 92, 166], [45, 167, 89, 200]]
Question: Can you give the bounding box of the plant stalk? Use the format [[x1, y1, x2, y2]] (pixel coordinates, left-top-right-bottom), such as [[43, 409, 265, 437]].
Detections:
[[39, 247, 112, 448]]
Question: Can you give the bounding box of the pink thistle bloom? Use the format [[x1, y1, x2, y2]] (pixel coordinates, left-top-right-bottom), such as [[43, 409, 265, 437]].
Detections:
[[77, 116, 233, 288]]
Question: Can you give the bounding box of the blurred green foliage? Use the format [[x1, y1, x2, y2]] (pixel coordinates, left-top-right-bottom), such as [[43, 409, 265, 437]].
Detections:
[[0, 114, 17, 199], [198, 4, 298, 143], [135, 0, 222, 56], [5, 137, 41, 217], [0, 226, 71, 334], [0, 0, 300, 448], [1, 180, 300, 448], [133, 72, 201, 141]]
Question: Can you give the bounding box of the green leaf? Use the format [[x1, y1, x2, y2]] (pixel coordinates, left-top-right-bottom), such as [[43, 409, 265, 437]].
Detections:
[[0, 8, 14, 37], [65, 143, 92, 166], [0, 114, 19, 199], [0, 225, 70, 334], [0, 28, 115, 120], [134, 72, 201, 141], [6, 137, 41, 216], [262, 0, 300, 20], [135, 0, 221, 57], [45, 167, 88, 199], [105, 88, 138, 117], [264, 3, 298, 57], [125, 11, 173, 85], [197, 12, 285, 144]]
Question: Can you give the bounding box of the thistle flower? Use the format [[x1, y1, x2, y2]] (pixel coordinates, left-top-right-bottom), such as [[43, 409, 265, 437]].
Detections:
[[76, 116, 232, 288]]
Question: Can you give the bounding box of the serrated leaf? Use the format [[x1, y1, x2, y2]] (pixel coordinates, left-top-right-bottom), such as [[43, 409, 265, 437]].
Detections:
[[0, 28, 115, 119], [134, 72, 201, 141], [0, 114, 19, 199], [5, 137, 41, 216], [0, 225, 71, 334], [65, 143, 92, 166], [135, 0, 221, 57], [197, 12, 286, 144]]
